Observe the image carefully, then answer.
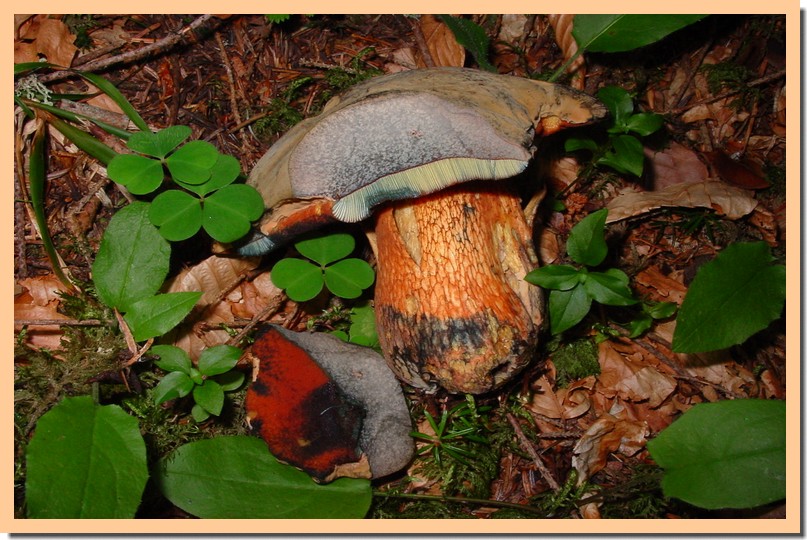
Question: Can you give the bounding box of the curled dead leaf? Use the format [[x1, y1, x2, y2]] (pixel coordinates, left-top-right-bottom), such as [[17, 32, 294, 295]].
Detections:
[[572, 412, 648, 484], [605, 180, 758, 223], [597, 341, 677, 408], [15, 276, 72, 350], [418, 14, 465, 68], [529, 374, 593, 420]]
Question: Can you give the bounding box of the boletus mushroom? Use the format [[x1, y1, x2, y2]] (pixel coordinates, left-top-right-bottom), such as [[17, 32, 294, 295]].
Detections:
[[242, 67, 606, 394]]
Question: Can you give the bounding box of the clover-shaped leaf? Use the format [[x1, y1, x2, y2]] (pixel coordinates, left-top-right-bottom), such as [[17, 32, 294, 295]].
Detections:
[[324, 258, 376, 299], [295, 232, 355, 266], [127, 126, 192, 158], [165, 140, 219, 185], [178, 154, 242, 196], [106, 154, 164, 195], [201, 184, 265, 243], [271, 258, 324, 302], [150, 190, 203, 241]]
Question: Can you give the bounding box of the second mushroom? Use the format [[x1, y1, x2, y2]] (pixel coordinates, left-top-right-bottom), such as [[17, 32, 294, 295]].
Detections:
[[242, 67, 606, 394]]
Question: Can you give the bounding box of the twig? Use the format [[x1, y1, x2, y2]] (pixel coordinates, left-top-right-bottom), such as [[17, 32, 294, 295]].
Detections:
[[506, 412, 561, 491], [15, 318, 112, 327], [39, 15, 224, 82], [227, 295, 285, 347]]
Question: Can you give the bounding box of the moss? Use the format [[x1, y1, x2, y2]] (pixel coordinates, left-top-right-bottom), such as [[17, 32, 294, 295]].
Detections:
[[551, 338, 600, 388]]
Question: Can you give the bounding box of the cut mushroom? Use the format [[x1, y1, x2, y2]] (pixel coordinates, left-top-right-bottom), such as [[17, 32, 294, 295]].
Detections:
[[243, 67, 606, 393]]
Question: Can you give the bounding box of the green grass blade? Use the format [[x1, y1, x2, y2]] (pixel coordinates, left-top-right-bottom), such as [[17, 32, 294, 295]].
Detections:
[[47, 114, 118, 165], [78, 71, 149, 132], [27, 123, 72, 288]]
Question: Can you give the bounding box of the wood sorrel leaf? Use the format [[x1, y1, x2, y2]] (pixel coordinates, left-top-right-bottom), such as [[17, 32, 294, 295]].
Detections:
[[324, 258, 375, 299], [295, 232, 356, 266], [201, 184, 265, 243], [127, 125, 192, 158], [270, 258, 324, 302], [150, 189, 202, 241]]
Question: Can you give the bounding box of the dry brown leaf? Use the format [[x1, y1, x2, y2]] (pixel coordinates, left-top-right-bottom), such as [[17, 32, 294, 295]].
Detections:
[[597, 341, 676, 408], [634, 266, 687, 304], [31, 17, 78, 67], [646, 142, 709, 190], [571, 412, 648, 484], [529, 374, 593, 420], [605, 180, 758, 223], [164, 255, 282, 358], [418, 14, 465, 68], [15, 275, 72, 350]]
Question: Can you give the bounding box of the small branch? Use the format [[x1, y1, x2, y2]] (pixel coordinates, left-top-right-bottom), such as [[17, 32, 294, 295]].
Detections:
[[15, 318, 112, 327], [506, 412, 561, 491], [40, 15, 224, 82]]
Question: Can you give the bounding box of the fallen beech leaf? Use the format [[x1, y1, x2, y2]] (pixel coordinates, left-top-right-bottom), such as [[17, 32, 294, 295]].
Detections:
[[246, 326, 414, 482], [418, 14, 465, 68], [32, 17, 78, 67], [15, 276, 72, 350], [597, 341, 676, 408], [529, 375, 593, 419], [634, 265, 687, 304], [645, 142, 709, 190], [605, 180, 758, 223], [572, 413, 648, 483], [705, 150, 770, 190]]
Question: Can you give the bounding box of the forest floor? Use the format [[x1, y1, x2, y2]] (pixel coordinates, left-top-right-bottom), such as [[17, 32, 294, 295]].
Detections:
[[14, 14, 788, 521]]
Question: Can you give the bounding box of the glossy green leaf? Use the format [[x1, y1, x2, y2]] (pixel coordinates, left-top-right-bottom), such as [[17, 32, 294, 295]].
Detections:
[[566, 208, 609, 267], [673, 242, 785, 353], [549, 285, 592, 334], [646, 301, 677, 319], [92, 202, 171, 312], [156, 436, 372, 518], [626, 112, 665, 136], [647, 399, 785, 509], [124, 291, 202, 341], [107, 154, 165, 194], [599, 134, 645, 177], [149, 190, 203, 241], [599, 86, 634, 130], [153, 370, 195, 404], [127, 125, 192, 158], [193, 379, 224, 416], [564, 136, 599, 153], [573, 15, 708, 53], [198, 344, 241, 376], [151, 344, 192, 373], [165, 140, 218, 184], [295, 232, 355, 266], [584, 268, 638, 306], [191, 403, 211, 422], [271, 258, 324, 302], [215, 370, 246, 392], [25, 396, 148, 518], [348, 303, 379, 347], [202, 184, 266, 242], [324, 258, 375, 299], [439, 15, 496, 72], [524, 264, 582, 291]]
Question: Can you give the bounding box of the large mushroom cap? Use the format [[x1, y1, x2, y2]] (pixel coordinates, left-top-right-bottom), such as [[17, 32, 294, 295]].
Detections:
[[240, 67, 605, 255]]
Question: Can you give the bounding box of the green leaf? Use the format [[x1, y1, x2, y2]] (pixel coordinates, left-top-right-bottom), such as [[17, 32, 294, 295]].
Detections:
[[153, 370, 195, 404], [107, 154, 165, 194], [647, 399, 785, 509], [271, 258, 324, 302], [348, 303, 379, 347], [25, 396, 148, 518], [566, 208, 609, 267], [599, 134, 645, 177], [564, 137, 599, 153], [438, 15, 496, 72], [191, 403, 211, 422], [151, 344, 192, 373], [524, 264, 582, 291], [124, 291, 202, 341], [202, 184, 266, 243], [672, 242, 785, 353], [47, 115, 118, 165], [179, 153, 242, 196], [165, 140, 218, 184], [149, 190, 203, 241], [584, 268, 638, 306], [572, 14, 708, 53], [215, 370, 246, 392], [198, 344, 241, 376], [598, 86, 634, 130], [193, 379, 225, 416], [626, 112, 665, 136], [626, 312, 653, 338], [549, 285, 592, 334], [295, 232, 355, 266], [324, 258, 375, 299], [156, 436, 372, 518], [646, 300, 677, 319], [92, 202, 171, 312], [127, 125, 192, 158]]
